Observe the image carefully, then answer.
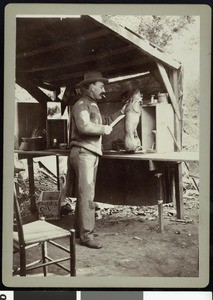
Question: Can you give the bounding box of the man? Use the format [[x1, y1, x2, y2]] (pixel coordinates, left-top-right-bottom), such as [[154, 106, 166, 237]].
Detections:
[[69, 71, 126, 249]]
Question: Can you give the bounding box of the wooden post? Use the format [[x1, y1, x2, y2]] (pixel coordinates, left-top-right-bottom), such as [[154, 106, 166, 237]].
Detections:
[[27, 157, 36, 213], [174, 162, 184, 219], [56, 155, 60, 191], [156, 62, 181, 120], [41, 241, 48, 276], [155, 173, 164, 232], [169, 68, 183, 150], [154, 63, 182, 152], [70, 229, 76, 276]]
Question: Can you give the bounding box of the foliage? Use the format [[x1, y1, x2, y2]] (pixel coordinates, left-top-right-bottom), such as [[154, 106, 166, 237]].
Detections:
[[105, 15, 195, 49], [137, 15, 195, 49]]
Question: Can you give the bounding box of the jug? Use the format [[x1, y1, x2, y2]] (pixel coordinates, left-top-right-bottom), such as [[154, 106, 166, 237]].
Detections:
[[158, 92, 168, 103]]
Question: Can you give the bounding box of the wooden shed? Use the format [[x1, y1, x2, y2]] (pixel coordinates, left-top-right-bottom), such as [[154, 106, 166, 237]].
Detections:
[[16, 15, 183, 140], [15, 15, 189, 217]]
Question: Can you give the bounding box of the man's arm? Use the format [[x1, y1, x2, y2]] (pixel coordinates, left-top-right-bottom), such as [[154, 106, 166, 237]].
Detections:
[[73, 101, 111, 135]]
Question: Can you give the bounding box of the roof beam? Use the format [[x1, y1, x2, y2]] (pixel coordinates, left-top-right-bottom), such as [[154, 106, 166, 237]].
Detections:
[[39, 56, 153, 84], [16, 28, 110, 59], [16, 79, 59, 104], [17, 45, 136, 73], [90, 16, 181, 70]]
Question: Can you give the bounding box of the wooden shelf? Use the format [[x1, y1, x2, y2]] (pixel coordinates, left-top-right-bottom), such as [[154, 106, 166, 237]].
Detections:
[[141, 103, 174, 153]]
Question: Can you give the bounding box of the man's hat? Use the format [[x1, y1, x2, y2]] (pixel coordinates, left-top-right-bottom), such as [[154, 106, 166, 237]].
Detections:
[[79, 71, 108, 86]]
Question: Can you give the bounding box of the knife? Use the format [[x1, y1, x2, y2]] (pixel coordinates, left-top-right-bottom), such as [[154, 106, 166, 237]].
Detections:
[[110, 114, 125, 127]]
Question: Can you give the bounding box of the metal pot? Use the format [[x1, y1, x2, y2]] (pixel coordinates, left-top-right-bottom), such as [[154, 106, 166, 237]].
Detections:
[[158, 92, 168, 103], [19, 137, 45, 151]]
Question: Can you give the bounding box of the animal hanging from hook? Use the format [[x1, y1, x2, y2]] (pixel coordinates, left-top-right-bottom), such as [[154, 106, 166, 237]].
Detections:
[[122, 89, 144, 153]]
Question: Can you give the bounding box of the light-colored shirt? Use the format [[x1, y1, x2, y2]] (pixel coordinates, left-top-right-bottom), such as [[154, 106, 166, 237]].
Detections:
[[70, 95, 122, 155]]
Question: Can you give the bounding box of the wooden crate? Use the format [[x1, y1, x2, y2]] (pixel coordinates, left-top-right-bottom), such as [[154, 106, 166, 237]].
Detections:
[[141, 103, 175, 153], [37, 191, 61, 220]]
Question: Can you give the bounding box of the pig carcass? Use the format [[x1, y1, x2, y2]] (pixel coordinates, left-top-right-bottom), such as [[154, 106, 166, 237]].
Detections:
[[124, 89, 143, 153]]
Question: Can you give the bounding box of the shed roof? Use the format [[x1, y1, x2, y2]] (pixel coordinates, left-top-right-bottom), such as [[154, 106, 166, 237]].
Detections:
[[16, 15, 181, 90]]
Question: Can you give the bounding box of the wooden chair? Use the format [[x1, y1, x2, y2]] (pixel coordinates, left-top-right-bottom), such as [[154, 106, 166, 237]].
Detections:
[[13, 183, 76, 277]]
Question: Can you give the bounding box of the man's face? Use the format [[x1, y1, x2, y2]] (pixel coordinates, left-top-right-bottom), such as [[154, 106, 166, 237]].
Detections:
[[90, 81, 106, 100]]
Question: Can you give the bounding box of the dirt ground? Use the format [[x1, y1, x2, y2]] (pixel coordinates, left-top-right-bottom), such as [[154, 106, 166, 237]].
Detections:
[[14, 188, 199, 278]]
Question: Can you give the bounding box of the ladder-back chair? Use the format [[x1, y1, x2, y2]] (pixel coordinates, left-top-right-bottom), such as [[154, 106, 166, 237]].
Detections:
[[13, 182, 76, 277]]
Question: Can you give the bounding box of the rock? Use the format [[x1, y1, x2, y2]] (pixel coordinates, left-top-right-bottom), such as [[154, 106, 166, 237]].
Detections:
[[138, 211, 146, 216], [133, 236, 143, 241], [168, 209, 177, 216]]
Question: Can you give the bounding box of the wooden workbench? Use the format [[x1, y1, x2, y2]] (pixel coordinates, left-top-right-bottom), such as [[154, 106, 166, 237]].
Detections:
[[14, 150, 199, 219], [102, 151, 199, 162], [15, 149, 199, 162]]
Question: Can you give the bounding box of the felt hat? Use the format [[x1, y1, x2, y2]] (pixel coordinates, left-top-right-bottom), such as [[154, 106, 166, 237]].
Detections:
[[79, 71, 108, 86]]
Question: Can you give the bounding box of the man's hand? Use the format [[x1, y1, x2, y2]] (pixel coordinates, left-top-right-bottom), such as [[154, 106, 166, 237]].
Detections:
[[104, 125, 113, 135]]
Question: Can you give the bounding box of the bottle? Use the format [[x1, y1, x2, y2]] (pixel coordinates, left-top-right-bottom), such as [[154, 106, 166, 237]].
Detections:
[[151, 95, 155, 103], [53, 138, 57, 148]]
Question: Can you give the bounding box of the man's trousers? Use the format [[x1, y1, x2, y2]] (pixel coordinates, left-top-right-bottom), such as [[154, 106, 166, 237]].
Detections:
[[70, 146, 99, 243]]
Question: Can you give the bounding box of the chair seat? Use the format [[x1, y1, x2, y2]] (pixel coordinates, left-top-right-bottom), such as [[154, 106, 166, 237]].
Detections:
[[13, 220, 71, 246]]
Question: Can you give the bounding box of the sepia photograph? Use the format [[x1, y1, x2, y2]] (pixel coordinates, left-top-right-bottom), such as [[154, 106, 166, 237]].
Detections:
[[3, 4, 211, 288]]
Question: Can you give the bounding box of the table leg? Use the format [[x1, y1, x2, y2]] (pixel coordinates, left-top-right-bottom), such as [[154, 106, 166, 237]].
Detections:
[[155, 173, 164, 232], [158, 200, 163, 232], [56, 155, 60, 191], [174, 162, 184, 219], [27, 157, 36, 213]]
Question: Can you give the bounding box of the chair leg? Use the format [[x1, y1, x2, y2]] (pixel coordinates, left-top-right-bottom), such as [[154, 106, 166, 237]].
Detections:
[[70, 229, 76, 276], [19, 245, 27, 276], [41, 241, 48, 276]]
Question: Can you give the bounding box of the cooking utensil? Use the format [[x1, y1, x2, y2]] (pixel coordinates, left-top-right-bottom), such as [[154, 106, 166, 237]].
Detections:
[[19, 137, 45, 151]]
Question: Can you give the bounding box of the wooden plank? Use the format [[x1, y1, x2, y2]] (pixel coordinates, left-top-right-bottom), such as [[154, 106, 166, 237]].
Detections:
[[41, 57, 153, 83], [35, 82, 56, 91], [27, 157, 36, 213], [91, 16, 181, 70], [14, 149, 199, 162], [169, 68, 182, 149], [174, 162, 184, 219], [56, 156, 60, 191], [177, 67, 184, 147], [17, 80, 62, 107], [169, 69, 179, 100], [17, 28, 110, 59], [95, 159, 160, 206], [101, 152, 199, 162], [19, 45, 136, 73], [156, 104, 174, 152], [156, 62, 181, 120], [141, 106, 156, 150], [17, 80, 51, 104], [17, 103, 43, 146]]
